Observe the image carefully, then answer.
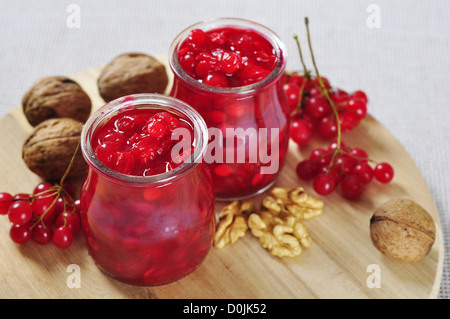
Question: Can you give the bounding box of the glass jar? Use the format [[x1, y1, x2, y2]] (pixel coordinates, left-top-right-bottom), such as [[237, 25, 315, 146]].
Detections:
[[169, 18, 290, 200], [79, 94, 215, 286]]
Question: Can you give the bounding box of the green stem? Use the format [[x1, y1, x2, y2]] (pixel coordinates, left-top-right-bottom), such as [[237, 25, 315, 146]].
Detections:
[[293, 34, 309, 77], [304, 17, 342, 149], [59, 136, 81, 187]]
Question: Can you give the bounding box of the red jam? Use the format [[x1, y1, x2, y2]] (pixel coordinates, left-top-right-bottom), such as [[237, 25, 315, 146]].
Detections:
[[80, 98, 215, 286], [91, 108, 194, 176], [177, 26, 278, 87], [170, 22, 289, 199]]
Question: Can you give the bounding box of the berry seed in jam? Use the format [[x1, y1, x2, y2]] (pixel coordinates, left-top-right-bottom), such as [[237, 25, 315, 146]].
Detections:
[[177, 26, 278, 87], [91, 108, 194, 176]]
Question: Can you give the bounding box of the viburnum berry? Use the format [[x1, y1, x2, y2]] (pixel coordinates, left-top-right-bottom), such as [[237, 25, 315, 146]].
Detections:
[[10, 224, 32, 244], [290, 117, 313, 146], [52, 226, 73, 250], [373, 162, 394, 183], [0, 192, 13, 215], [8, 201, 33, 226]]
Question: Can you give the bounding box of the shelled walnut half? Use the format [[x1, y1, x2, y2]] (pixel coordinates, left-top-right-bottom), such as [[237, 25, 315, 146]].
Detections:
[[214, 201, 255, 249], [248, 187, 323, 258], [213, 187, 324, 258]]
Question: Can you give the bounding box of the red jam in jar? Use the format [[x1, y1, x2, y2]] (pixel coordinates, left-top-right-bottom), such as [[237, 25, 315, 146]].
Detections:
[[80, 94, 215, 286], [177, 26, 278, 87], [169, 18, 290, 200]]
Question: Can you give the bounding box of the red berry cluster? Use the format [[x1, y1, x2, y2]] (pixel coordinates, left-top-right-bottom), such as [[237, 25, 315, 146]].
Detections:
[[283, 74, 368, 145], [296, 141, 394, 199], [284, 18, 394, 199], [0, 182, 80, 249]]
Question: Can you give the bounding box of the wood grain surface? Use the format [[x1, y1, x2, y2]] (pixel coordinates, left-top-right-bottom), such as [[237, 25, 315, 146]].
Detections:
[[0, 56, 443, 299]]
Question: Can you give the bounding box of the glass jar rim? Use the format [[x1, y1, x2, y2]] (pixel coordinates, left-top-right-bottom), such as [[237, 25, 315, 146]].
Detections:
[[80, 93, 208, 185], [168, 17, 287, 95]]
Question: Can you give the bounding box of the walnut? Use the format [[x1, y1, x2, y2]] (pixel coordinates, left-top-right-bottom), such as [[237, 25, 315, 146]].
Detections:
[[262, 187, 324, 220], [213, 187, 323, 258], [97, 53, 169, 102], [22, 76, 92, 126], [214, 201, 255, 249], [248, 213, 311, 258], [22, 118, 87, 181], [370, 198, 436, 263]]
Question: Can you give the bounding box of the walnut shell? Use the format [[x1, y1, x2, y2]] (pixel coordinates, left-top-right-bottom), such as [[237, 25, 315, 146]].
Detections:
[[370, 199, 436, 263], [22, 118, 87, 181], [97, 53, 169, 102], [22, 76, 92, 126]]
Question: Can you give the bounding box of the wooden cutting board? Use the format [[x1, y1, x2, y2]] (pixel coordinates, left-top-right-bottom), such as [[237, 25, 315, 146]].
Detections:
[[0, 56, 443, 299]]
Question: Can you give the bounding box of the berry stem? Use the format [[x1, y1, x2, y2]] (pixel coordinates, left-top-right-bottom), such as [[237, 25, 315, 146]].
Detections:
[[59, 136, 81, 187], [293, 34, 310, 77], [304, 17, 342, 149]]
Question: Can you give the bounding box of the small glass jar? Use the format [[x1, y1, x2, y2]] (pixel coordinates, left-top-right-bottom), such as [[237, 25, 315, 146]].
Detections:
[[79, 94, 215, 286], [169, 18, 290, 200]]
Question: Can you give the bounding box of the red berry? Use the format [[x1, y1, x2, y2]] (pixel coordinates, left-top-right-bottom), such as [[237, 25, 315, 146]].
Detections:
[[53, 226, 73, 249], [283, 82, 300, 113], [330, 89, 348, 105], [10, 224, 32, 244], [313, 173, 336, 196], [346, 98, 367, 120], [203, 71, 229, 87], [374, 162, 394, 183], [350, 90, 368, 104], [304, 96, 331, 119], [350, 148, 369, 163], [0, 192, 13, 215], [289, 75, 310, 90], [341, 175, 365, 199], [55, 210, 81, 235], [317, 116, 338, 139], [32, 223, 53, 245], [32, 193, 56, 220], [113, 151, 135, 175], [339, 111, 359, 132], [353, 163, 374, 184], [8, 201, 33, 226], [147, 117, 168, 140], [309, 148, 331, 168], [220, 51, 242, 74], [186, 29, 211, 52], [296, 159, 318, 181], [290, 118, 313, 146]]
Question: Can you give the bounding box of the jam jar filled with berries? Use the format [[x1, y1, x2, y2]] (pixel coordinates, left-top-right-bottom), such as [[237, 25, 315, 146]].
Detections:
[[169, 18, 290, 200], [79, 94, 215, 286]]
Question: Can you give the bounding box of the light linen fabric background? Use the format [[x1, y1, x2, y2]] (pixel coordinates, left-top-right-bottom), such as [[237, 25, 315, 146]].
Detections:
[[0, 0, 449, 298]]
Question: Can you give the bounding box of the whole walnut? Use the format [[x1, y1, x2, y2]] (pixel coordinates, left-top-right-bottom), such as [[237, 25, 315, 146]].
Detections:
[[370, 199, 436, 263], [97, 53, 169, 102], [22, 118, 87, 181], [22, 76, 92, 126]]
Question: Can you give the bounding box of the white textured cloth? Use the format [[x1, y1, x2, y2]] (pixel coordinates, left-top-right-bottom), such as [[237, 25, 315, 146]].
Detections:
[[1, 0, 449, 298]]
